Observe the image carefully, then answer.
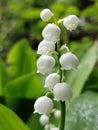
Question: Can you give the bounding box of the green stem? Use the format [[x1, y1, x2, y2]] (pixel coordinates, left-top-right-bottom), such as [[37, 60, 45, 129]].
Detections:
[[59, 101, 66, 130], [0, 74, 3, 95], [57, 40, 62, 81], [57, 40, 66, 130]]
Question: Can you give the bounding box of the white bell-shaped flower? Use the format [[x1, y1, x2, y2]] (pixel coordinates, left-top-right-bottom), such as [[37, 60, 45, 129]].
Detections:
[[42, 23, 61, 43], [37, 55, 55, 74], [40, 8, 53, 22], [34, 96, 53, 115], [44, 73, 60, 91], [59, 52, 79, 70], [39, 115, 49, 125], [37, 40, 55, 55], [63, 15, 79, 31], [53, 82, 73, 101]]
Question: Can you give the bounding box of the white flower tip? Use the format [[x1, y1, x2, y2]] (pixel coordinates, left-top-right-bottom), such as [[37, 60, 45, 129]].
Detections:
[[54, 97, 59, 102], [33, 110, 37, 114], [37, 70, 39, 73]]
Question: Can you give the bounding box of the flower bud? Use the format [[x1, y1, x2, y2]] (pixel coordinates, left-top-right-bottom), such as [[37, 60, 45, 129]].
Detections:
[[63, 15, 79, 31], [37, 40, 55, 55], [53, 82, 73, 101], [42, 24, 61, 43], [40, 9, 53, 22], [59, 52, 79, 70], [54, 110, 61, 119], [39, 115, 49, 125], [44, 73, 60, 91], [37, 55, 55, 74], [34, 96, 53, 115]]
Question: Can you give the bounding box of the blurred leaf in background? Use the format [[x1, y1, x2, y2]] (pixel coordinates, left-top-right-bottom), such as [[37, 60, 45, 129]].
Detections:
[[7, 39, 37, 77], [0, 104, 30, 130], [65, 91, 98, 130]]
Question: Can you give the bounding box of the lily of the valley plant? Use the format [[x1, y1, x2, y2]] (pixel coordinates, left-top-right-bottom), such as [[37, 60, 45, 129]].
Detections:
[[34, 8, 79, 130]]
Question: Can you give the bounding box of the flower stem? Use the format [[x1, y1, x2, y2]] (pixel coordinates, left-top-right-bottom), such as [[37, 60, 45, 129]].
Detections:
[[57, 40, 62, 80], [57, 40, 66, 130], [59, 101, 66, 130]]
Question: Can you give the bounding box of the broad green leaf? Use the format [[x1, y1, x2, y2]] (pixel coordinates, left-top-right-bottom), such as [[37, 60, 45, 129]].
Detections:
[[7, 39, 36, 77], [0, 104, 30, 130], [0, 59, 11, 95], [4, 73, 44, 99], [65, 91, 98, 130], [66, 44, 98, 99]]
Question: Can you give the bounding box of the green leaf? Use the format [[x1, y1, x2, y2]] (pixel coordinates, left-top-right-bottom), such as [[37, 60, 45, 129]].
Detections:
[[21, 8, 41, 19], [4, 73, 44, 99], [66, 44, 98, 99], [65, 91, 98, 130], [0, 104, 30, 130], [0, 59, 11, 95], [70, 41, 91, 59], [81, 2, 98, 20], [7, 39, 37, 77]]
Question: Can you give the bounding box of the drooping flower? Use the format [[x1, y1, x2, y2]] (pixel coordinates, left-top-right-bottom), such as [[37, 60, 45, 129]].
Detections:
[[40, 8, 53, 22], [37, 40, 55, 55], [34, 96, 53, 115], [53, 82, 73, 101], [37, 55, 55, 74], [63, 15, 79, 31], [59, 52, 79, 70], [42, 23, 61, 43], [44, 73, 60, 91], [39, 115, 49, 125]]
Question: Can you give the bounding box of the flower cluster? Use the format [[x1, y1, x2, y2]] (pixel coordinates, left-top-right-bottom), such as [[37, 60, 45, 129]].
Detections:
[[34, 8, 79, 130]]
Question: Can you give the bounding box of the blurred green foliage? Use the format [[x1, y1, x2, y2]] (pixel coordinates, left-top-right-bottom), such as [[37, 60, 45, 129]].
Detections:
[[0, 0, 98, 130]]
